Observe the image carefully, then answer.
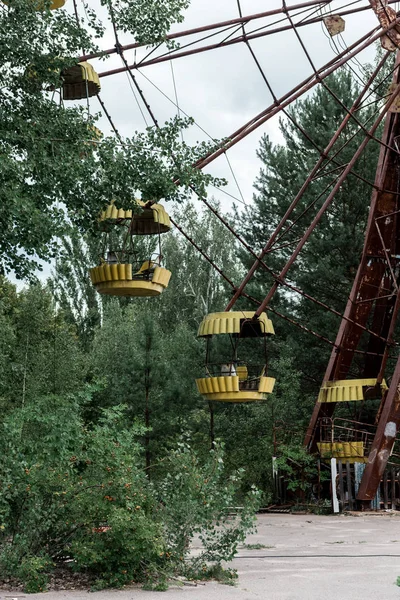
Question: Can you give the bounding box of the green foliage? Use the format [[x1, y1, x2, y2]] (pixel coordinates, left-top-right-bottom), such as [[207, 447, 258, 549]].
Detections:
[[50, 230, 101, 349], [189, 564, 238, 586], [0, 549, 53, 593], [100, 0, 190, 45], [159, 441, 261, 569], [0, 389, 259, 591], [17, 556, 53, 594], [88, 300, 205, 463], [0, 280, 86, 412], [0, 0, 225, 279], [275, 445, 321, 498]]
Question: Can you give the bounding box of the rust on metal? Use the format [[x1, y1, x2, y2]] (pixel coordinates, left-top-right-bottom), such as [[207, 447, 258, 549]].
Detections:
[[323, 15, 345, 36], [368, 0, 400, 50], [357, 355, 400, 502], [81, 1, 400, 65], [225, 52, 390, 312], [305, 57, 400, 467]]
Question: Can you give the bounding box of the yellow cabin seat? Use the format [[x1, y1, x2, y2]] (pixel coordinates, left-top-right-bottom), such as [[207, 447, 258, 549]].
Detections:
[[317, 441, 366, 463], [237, 365, 248, 381], [196, 374, 275, 403], [133, 260, 155, 276], [99, 200, 171, 234], [317, 378, 387, 403]]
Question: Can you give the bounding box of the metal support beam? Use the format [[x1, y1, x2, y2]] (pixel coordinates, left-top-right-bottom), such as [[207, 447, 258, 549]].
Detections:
[[255, 77, 400, 319], [305, 54, 400, 452], [82, 1, 394, 63], [357, 354, 400, 503], [225, 52, 390, 312]]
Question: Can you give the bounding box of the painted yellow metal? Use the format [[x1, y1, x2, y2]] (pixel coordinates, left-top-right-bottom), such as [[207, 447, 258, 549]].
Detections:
[[317, 378, 387, 403], [99, 200, 171, 233], [317, 441, 366, 462], [197, 311, 275, 337], [62, 62, 100, 101], [195, 375, 275, 403], [236, 365, 248, 381], [89, 264, 171, 297], [2, 0, 66, 8], [100, 202, 133, 221], [134, 260, 155, 275]]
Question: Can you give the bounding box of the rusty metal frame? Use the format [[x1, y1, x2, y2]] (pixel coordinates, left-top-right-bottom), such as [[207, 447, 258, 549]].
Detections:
[[304, 57, 400, 501], [253, 78, 400, 318], [225, 45, 390, 312], [80, 1, 399, 64], [356, 354, 400, 505]]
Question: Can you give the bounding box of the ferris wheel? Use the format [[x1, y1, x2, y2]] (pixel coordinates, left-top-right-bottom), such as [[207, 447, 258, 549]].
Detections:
[[6, 0, 400, 508]]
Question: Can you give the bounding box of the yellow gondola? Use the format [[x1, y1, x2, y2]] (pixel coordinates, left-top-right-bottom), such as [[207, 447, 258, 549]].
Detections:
[[89, 200, 172, 298], [316, 378, 387, 463], [195, 311, 275, 403], [317, 378, 387, 403], [2, 0, 66, 8], [62, 62, 100, 101]]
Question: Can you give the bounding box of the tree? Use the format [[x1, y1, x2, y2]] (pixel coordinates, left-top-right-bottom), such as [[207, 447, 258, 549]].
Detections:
[[0, 281, 86, 412], [88, 300, 205, 468], [50, 229, 102, 350], [0, 0, 224, 279], [157, 202, 242, 330]]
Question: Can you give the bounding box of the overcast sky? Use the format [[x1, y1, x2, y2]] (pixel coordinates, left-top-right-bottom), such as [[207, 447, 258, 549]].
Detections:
[[83, 0, 381, 211]]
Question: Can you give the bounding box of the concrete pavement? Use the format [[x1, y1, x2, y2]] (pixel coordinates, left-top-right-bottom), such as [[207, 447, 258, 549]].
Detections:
[[2, 513, 400, 599]]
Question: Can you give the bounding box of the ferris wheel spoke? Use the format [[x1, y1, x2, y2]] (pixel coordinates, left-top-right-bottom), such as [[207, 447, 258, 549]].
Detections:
[[81, 1, 338, 62], [192, 30, 380, 172]]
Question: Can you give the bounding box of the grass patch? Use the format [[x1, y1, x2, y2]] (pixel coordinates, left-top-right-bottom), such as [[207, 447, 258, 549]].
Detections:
[[190, 565, 238, 586]]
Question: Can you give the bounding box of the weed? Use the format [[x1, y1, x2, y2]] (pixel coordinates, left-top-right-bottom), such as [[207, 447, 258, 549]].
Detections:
[[188, 564, 238, 586]]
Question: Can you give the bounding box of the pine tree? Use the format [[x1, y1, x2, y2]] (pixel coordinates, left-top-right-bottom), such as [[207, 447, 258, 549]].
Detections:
[[237, 68, 382, 403]]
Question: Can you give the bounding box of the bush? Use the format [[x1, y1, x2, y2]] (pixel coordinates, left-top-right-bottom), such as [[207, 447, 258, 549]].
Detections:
[[0, 392, 260, 591], [159, 441, 261, 573], [275, 444, 329, 504]]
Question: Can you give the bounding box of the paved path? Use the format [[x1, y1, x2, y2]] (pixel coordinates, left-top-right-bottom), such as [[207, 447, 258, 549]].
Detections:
[[3, 514, 400, 599]]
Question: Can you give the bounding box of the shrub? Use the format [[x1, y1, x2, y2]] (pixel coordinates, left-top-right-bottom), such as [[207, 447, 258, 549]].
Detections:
[[0, 393, 260, 591], [159, 441, 261, 573]]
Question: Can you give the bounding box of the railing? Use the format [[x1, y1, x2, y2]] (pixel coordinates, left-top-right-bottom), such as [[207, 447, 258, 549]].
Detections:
[[101, 252, 162, 281], [318, 417, 400, 463], [204, 363, 267, 390]]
